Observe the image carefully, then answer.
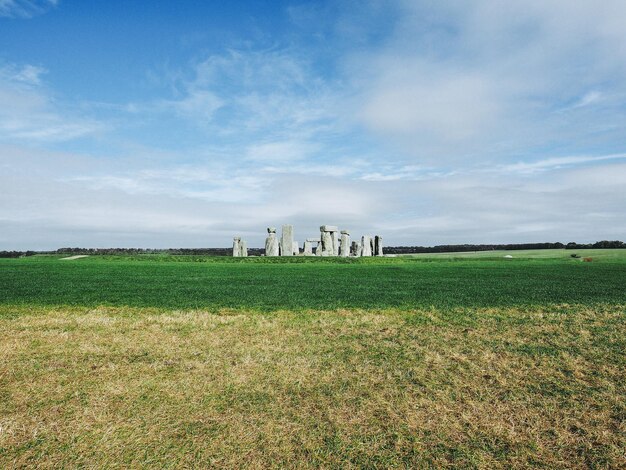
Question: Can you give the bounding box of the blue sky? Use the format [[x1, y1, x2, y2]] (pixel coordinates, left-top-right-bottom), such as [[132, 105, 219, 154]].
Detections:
[[1, 0, 626, 249]]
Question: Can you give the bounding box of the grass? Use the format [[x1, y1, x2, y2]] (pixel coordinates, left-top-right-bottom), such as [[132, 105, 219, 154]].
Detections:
[[1, 250, 625, 467], [1, 250, 626, 311], [1, 304, 624, 468]]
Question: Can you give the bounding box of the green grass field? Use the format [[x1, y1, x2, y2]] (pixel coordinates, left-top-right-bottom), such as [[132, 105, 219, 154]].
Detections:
[[1, 250, 625, 468], [1, 249, 626, 311]]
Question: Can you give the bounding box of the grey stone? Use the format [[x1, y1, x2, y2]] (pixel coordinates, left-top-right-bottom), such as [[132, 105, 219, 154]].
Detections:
[[303, 240, 314, 256], [320, 230, 333, 256], [315, 241, 322, 256], [239, 239, 248, 257], [320, 225, 338, 232], [265, 229, 279, 256], [374, 235, 383, 256], [281, 224, 294, 257], [353, 240, 362, 257], [361, 235, 372, 256], [340, 231, 350, 257], [332, 231, 340, 256], [340, 230, 350, 235], [293, 241, 299, 256], [232, 237, 241, 257], [306, 237, 321, 243]]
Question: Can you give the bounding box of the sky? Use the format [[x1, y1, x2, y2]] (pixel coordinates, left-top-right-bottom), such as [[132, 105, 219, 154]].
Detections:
[[1, 0, 626, 250]]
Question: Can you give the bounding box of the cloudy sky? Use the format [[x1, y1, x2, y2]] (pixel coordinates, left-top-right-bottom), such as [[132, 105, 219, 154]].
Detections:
[[1, 0, 625, 249]]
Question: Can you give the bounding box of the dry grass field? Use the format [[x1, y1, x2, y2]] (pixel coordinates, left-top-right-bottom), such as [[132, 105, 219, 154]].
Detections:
[[1, 302, 624, 468]]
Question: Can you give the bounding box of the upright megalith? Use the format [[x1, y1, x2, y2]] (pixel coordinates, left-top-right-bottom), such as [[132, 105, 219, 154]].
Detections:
[[340, 230, 351, 257], [320, 230, 334, 256], [293, 241, 300, 256], [351, 240, 361, 257], [233, 237, 248, 257], [374, 235, 383, 256], [361, 235, 373, 256], [265, 227, 279, 256], [281, 224, 294, 257], [239, 239, 248, 257], [320, 225, 339, 256]]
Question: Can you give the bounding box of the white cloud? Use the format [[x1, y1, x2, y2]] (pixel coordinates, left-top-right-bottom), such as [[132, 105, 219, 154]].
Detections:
[[245, 140, 318, 163], [498, 153, 626, 174], [3, 142, 625, 250], [349, 0, 626, 163], [0, 62, 104, 143], [0, 0, 57, 18]]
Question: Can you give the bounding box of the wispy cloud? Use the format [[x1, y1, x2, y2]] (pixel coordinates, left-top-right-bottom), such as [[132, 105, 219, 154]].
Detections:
[[0, 62, 104, 143], [349, 0, 626, 163], [0, 0, 57, 18], [498, 153, 626, 174]]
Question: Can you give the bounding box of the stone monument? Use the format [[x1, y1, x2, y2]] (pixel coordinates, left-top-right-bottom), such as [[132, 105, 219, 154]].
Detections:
[[320, 230, 333, 256], [232, 237, 241, 257], [281, 224, 294, 257], [340, 230, 350, 257], [320, 225, 339, 256], [303, 237, 319, 256], [361, 235, 373, 256], [265, 227, 279, 256], [374, 235, 383, 256]]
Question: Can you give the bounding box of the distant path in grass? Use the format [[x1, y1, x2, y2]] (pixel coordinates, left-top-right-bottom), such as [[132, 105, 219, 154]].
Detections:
[[59, 255, 89, 260], [1, 252, 625, 310]]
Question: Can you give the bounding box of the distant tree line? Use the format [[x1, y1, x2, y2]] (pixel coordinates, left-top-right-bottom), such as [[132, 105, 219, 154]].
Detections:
[[384, 240, 626, 254], [565, 240, 625, 249], [0, 251, 38, 258], [1, 240, 624, 257]]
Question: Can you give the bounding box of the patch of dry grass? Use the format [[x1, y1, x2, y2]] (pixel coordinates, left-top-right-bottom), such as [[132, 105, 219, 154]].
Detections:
[[1, 305, 624, 468]]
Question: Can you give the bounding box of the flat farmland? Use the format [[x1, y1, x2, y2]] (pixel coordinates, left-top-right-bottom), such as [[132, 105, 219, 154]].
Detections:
[[1, 250, 625, 468], [1, 250, 626, 310]]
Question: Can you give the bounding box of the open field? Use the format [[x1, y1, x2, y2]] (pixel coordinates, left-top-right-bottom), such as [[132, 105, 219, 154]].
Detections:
[[1, 249, 626, 310], [1, 250, 625, 468]]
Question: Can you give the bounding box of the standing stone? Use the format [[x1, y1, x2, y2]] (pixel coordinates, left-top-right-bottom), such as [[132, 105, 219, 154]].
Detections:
[[320, 230, 334, 256], [232, 237, 241, 257], [293, 241, 299, 256], [281, 224, 294, 257], [332, 231, 340, 256], [320, 225, 339, 256], [265, 227, 279, 256], [340, 230, 351, 257], [239, 239, 248, 257], [361, 235, 373, 256], [374, 235, 383, 256]]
